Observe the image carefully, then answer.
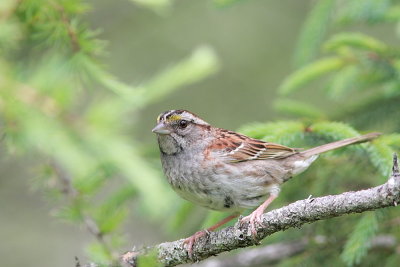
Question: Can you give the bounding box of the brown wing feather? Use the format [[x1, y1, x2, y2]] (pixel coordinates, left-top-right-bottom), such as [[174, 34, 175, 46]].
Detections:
[[209, 129, 298, 163]]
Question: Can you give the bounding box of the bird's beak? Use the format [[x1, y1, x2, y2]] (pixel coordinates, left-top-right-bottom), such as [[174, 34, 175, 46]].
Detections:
[[152, 123, 171, 135]]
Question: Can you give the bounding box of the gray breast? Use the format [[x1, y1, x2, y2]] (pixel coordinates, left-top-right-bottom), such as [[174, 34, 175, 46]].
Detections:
[[160, 152, 275, 211]]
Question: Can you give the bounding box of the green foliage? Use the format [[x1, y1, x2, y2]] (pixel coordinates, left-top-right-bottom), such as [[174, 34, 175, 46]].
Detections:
[[238, 120, 305, 145], [311, 121, 360, 141], [324, 32, 387, 54], [385, 254, 400, 267], [279, 57, 346, 95], [94, 186, 137, 234], [384, 5, 400, 22], [86, 240, 116, 264], [293, 0, 334, 67], [366, 138, 395, 178], [336, 0, 392, 24], [381, 134, 400, 148], [137, 249, 162, 267], [340, 212, 379, 266], [326, 65, 359, 98], [275, 0, 400, 266], [281, 2, 400, 103], [274, 98, 326, 120]]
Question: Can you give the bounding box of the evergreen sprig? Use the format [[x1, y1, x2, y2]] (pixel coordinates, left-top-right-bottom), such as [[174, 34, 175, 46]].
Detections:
[[275, 1, 400, 266]]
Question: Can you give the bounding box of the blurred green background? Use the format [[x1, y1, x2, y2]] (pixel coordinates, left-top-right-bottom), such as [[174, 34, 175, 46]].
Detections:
[[99, 0, 312, 132], [1, 0, 400, 266]]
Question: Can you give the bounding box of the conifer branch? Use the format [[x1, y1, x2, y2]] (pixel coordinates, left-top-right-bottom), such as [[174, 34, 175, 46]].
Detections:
[[49, 159, 117, 261], [115, 153, 400, 267], [52, 2, 81, 52]]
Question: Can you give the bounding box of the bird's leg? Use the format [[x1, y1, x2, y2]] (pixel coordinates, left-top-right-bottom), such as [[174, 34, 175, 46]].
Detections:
[[241, 194, 278, 237], [184, 213, 239, 258]]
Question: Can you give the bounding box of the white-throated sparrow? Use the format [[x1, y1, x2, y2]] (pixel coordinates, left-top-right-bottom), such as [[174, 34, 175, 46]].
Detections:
[[152, 109, 380, 255]]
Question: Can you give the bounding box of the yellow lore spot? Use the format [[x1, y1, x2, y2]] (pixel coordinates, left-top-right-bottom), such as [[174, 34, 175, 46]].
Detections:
[[167, 114, 182, 122]]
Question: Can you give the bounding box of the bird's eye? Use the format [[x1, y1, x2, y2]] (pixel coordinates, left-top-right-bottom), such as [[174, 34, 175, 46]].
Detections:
[[179, 120, 189, 129]]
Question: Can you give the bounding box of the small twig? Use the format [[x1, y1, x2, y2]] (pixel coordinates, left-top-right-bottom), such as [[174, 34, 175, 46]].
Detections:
[[82, 216, 118, 259], [49, 159, 117, 260], [51, 2, 80, 52], [49, 159, 77, 197]]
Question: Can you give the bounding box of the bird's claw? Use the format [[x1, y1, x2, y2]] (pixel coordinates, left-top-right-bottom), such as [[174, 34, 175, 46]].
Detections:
[[240, 210, 264, 239], [183, 230, 209, 260]]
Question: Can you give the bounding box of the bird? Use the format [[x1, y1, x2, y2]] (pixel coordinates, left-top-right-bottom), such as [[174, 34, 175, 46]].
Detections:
[[152, 109, 380, 255]]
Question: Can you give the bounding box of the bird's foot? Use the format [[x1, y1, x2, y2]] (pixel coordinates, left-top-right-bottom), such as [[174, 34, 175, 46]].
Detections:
[[240, 194, 277, 239], [183, 229, 210, 259], [240, 207, 264, 238]]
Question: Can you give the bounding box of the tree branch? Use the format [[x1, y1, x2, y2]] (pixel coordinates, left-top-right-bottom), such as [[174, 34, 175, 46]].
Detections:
[[81, 154, 400, 267], [49, 159, 118, 261]]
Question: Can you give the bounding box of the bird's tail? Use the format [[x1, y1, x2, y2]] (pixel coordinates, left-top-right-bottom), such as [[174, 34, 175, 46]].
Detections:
[[299, 132, 381, 158]]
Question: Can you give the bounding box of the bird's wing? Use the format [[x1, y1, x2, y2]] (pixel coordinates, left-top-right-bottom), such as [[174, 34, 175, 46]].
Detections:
[[209, 129, 298, 163]]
